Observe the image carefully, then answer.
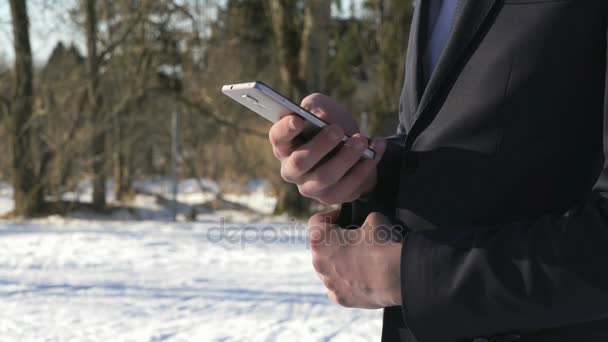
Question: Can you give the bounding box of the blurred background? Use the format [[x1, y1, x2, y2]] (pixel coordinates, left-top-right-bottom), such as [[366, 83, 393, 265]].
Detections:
[[0, 0, 413, 340]]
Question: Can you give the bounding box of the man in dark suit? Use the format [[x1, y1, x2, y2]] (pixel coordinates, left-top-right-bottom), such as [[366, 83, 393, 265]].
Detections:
[[268, 0, 608, 340]]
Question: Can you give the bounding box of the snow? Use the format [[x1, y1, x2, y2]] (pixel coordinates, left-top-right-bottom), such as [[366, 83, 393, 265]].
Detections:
[[0, 181, 383, 341]]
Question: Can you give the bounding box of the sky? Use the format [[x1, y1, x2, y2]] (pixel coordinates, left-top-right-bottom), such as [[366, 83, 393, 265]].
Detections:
[[0, 0, 362, 66], [0, 0, 81, 65]]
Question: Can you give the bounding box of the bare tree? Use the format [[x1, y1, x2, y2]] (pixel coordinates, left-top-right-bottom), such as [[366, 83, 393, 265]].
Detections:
[[0, 0, 414, 218], [8, 0, 45, 217], [84, 0, 106, 209], [370, 0, 412, 133], [269, 0, 301, 97], [269, 0, 331, 216], [82, 0, 153, 205]]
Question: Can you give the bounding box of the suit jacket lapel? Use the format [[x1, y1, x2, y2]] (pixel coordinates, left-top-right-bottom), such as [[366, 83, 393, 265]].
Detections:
[[414, 0, 499, 122]]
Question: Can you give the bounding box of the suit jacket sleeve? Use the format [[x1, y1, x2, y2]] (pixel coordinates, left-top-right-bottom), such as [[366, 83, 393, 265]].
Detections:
[[336, 133, 406, 228], [399, 34, 608, 342]]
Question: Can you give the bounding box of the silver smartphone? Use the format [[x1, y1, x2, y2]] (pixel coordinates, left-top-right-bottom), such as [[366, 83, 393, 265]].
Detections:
[[221, 81, 375, 160]]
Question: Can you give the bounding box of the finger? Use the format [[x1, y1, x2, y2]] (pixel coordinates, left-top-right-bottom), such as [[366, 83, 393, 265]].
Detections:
[[272, 144, 296, 161], [280, 125, 344, 183], [360, 212, 399, 243], [307, 211, 330, 246], [301, 93, 330, 119], [298, 134, 368, 198], [305, 104, 331, 122], [309, 107, 330, 122], [301, 93, 355, 131], [324, 159, 377, 204], [312, 256, 331, 277], [307, 209, 340, 251], [269, 115, 305, 150], [314, 139, 387, 204], [368, 138, 387, 162], [307, 208, 341, 226]]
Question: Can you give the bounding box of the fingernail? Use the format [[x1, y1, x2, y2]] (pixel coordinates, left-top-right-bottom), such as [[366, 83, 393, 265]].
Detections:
[[347, 136, 364, 150], [354, 135, 367, 150], [289, 117, 298, 130], [328, 126, 342, 141]]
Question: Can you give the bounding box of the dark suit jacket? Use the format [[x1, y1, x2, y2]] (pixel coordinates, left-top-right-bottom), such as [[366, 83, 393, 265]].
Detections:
[[339, 0, 608, 341]]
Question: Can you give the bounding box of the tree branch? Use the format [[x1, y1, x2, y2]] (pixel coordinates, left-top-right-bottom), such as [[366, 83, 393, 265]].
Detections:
[[97, 11, 145, 64], [176, 96, 267, 139]]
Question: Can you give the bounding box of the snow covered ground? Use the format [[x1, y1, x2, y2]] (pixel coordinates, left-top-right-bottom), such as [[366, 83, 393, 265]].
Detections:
[[0, 181, 382, 341]]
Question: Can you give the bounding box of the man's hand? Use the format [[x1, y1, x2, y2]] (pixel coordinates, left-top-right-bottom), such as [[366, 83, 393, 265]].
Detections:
[[308, 209, 402, 309], [269, 93, 386, 205]]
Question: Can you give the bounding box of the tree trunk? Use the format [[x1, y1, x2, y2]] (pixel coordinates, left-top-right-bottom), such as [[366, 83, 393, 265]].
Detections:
[[112, 117, 131, 202], [375, 0, 413, 112], [8, 0, 45, 217], [270, 0, 305, 216], [269, 0, 331, 217], [269, 0, 302, 97], [274, 185, 310, 218], [299, 0, 331, 92], [84, 0, 106, 209]]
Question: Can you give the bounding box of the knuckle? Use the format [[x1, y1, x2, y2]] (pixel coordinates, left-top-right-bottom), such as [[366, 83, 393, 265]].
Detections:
[[298, 183, 317, 199], [274, 144, 294, 160], [321, 276, 338, 292], [289, 152, 309, 174], [300, 179, 323, 196], [307, 213, 323, 228], [268, 124, 284, 146], [367, 212, 383, 222], [272, 147, 283, 160], [335, 294, 350, 307], [322, 278, 335, 292], [312, 257, 326, 274], [280, 163, 295, 183], [308, 92, 324, 99], [301, 92, 324, 108]]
